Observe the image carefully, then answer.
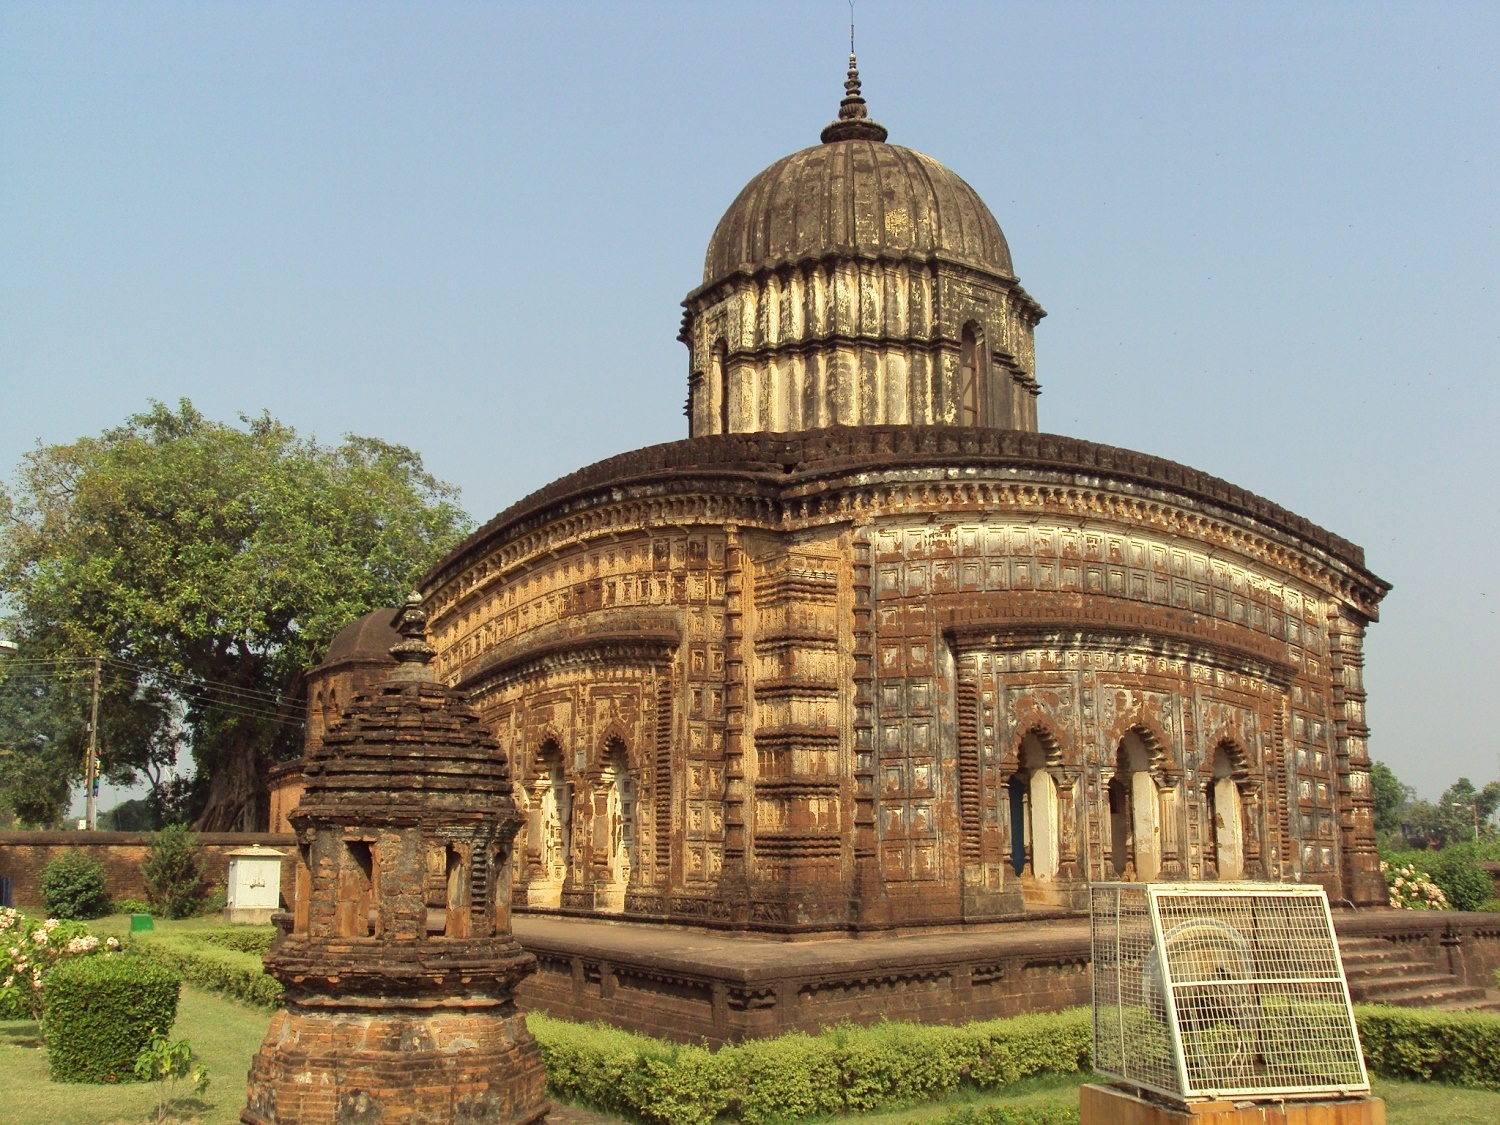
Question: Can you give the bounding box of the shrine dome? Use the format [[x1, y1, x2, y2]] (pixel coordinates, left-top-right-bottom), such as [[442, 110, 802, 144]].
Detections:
[[702, 138, 1014, 287], [681, 54, 1042, 437]]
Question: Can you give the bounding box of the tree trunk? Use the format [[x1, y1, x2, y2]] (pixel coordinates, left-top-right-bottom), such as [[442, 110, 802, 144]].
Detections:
[[195, 733, 267, 832]]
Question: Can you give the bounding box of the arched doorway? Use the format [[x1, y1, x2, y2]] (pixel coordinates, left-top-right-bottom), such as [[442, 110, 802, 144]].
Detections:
[[527, 740, 572, 907], [1207, 744, 1245, 880], [960, 324, 983, 426], [1007, 732, 1059, 881], [1109, 732, 1161, 880], [597, 739, 636, 912]]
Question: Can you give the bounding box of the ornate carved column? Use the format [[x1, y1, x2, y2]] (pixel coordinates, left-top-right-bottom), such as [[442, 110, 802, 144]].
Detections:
[[1157, 771, 1184, 880], [1057, 769, 1081, 882], [1242, 784, 1265, 879], [1330, 607, 1387, 906]]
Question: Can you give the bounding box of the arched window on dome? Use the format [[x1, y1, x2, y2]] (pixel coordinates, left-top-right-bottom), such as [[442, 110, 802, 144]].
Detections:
[[713, 341, 730, 434], [960, 325, 983, 426]]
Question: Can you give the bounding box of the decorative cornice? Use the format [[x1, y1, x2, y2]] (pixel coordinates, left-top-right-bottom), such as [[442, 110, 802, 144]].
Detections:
[[454, 624, 679, 695], [945, 615, 1297, 685], [423, 428, 1383, 606], [680, 251, 1041, 320]]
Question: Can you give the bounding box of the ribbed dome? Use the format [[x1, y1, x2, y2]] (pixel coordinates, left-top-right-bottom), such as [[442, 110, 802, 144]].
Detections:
[[318, 607, 399, 668], [702, 139, 1013, 287]]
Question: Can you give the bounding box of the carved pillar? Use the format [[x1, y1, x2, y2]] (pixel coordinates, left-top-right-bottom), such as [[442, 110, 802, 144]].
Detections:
[[1158, 772, 1183, 880], [1330, 607, 1387, 906], [720, 526, 747, 890], [1057, 770, 1081, 882], [850, 525, 881, 919], [747, 552, 845, 925], [1242, 784, 1265, 878], [956, 653, 983, 873]]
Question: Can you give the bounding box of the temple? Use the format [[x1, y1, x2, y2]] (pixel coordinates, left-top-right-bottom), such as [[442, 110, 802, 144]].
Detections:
[[288, 51, 1391, 1035]]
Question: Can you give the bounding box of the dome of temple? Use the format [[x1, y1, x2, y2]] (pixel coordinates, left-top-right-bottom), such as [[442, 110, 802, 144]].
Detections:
[[318, 607, 400, 668], [703, 139, 1013, 287]]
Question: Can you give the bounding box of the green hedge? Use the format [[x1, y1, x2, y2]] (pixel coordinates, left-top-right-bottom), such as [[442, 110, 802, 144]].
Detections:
[[129, 932, 282, 1009], [931, 1108, 1078, 1125], [39, 852, 112, 921], [1355, 1005, 1500, 1089], [529, 1009, 1092, 1125], [191, 926, 276, 955], [43, 955, 180, 1083]]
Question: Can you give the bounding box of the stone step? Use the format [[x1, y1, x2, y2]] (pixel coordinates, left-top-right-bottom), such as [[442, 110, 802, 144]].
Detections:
[[1350, 966, 1440, 984], [1334, 933, 1500, 1013], [1338, 951, 1424, 970], [1350, 972, 1464, 996], [1355, 982, 1490, 1008]]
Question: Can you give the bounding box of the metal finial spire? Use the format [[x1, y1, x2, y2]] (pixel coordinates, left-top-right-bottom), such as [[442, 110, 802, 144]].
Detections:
[[821, 2, 888, 144]]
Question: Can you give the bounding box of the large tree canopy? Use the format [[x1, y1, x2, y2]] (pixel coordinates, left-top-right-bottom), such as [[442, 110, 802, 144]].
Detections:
[[0, 400, 471, 830]]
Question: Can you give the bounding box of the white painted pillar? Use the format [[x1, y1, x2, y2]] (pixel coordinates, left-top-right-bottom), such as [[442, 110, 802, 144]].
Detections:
[[1030, 770, 1060, 880], [1214, 776, 1245, 880], [1132, 772, 1161, 880]]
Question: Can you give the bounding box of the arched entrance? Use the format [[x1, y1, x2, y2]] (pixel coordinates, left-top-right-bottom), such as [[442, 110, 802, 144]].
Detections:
[[526, 739, 572, 907], [1109, 731, 1161, 880], [1207, 743, 1246, 880], [1007, 732, 1060, 881], [596, 738, 637, 912]]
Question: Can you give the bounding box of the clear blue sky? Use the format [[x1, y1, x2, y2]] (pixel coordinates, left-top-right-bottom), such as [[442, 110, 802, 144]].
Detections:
[[2, 2, 1496, 802]]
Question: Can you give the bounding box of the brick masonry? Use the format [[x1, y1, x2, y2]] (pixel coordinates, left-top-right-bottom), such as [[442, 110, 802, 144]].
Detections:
[[509, 910, 1500, 1045], [0, 831, 294, 912]]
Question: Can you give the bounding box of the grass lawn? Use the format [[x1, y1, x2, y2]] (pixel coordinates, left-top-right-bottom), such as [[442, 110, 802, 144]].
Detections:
[[0, 985, 270, 1125]]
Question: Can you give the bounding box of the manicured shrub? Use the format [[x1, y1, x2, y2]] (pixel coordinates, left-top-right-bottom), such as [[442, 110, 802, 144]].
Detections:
[[932, 1107, 1079, 1125], [1428, 852, 1494, 912], [1355, 1005, 1500, 1089], [142, 824, 206, 919], [534, 1013, 729, 1125], [130, 932, 282, 1009], [43, 954, 180, 1082], [39, 852, 111, 920], [115, 898, 152, 916], [527, 1008, 1093, 1125], [192, 926, 275, 955], [0, 909, 122, 1019]]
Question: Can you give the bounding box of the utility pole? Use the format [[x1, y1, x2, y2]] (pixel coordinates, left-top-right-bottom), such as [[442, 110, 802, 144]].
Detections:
[[85, 656, 100, 831]]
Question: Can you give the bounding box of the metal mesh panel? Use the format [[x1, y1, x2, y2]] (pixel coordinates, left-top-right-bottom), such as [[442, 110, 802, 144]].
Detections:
[[1091, 882, 1369, 1103]]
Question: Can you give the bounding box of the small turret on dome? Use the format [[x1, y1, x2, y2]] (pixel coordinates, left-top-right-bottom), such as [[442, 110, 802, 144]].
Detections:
[[820, 53, 888, 144]]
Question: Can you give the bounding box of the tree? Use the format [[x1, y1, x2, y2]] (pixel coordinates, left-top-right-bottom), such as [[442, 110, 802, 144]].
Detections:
[[0, 637, 181, 827], [1370, 760, 1411, 836], [0, 401, 470, 830], [1438, 777, 1500, 843]]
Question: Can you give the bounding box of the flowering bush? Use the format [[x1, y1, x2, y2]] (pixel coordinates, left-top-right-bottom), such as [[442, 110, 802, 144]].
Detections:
[[0, 907, 121, 1019], [1382, 860, 1450, 910]]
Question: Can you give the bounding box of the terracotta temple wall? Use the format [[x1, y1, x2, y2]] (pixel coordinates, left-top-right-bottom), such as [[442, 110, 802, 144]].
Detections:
[[421, 428, 1388, 930]]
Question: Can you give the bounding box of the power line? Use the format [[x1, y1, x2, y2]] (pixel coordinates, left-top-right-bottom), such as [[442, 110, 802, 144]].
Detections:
[[105, 656, 289, 707], [3, 660, 303, 730]]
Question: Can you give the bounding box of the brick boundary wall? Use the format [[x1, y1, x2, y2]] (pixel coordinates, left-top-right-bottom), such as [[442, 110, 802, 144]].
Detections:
[[0, 831, 296, 913]]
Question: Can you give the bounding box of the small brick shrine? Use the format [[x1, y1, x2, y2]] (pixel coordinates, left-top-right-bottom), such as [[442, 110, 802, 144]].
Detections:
[[243, 595, 547, 1125]]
